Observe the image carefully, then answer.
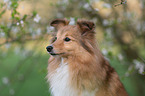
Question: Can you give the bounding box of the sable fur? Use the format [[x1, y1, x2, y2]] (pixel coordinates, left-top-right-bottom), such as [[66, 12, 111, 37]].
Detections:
[[46, 19, 128, 96]]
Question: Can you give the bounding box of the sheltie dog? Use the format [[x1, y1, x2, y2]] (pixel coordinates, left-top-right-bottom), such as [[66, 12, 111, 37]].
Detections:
[[46, 19, 128, 96]]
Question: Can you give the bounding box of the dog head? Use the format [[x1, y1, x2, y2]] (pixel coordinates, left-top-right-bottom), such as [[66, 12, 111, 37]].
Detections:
[[46, 19, 96, 57]]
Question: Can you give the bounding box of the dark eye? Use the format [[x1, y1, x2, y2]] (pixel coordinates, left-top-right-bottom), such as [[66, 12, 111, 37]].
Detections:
[[55, 37, 57, 40], [64, 37, 71, 42], [52, 37, 57, 42]]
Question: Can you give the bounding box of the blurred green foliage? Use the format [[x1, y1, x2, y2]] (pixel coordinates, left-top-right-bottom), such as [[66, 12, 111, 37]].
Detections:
[[0, 50, 50, 96]]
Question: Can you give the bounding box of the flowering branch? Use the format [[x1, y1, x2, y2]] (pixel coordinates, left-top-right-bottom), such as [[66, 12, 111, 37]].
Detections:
[[114, 0, 127, 7]]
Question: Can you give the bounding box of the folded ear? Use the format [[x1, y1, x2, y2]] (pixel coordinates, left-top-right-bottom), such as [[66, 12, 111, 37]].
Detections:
[[77, 19, 95, 35], [50, 19, 69, 30]]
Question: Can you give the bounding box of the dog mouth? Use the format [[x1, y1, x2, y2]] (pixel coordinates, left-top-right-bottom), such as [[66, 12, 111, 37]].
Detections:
[[49, 52, 64, 56]]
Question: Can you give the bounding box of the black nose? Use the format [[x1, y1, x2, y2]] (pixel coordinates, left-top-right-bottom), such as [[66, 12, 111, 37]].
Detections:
[[46, 46, 53, 52]]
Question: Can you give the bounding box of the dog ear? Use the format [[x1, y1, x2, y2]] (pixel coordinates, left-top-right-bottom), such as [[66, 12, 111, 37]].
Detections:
[[77, 19, 95, 35], [77, 20, 96, 53], [50, 19, 69, 30]]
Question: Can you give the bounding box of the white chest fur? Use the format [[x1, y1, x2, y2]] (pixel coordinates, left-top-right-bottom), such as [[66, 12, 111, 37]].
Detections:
[[48, 58, 98, 96], [48, 58, 78, 96]]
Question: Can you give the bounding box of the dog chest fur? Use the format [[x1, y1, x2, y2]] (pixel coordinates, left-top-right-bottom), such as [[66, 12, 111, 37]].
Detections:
[[48, 58, 78, 96], [48, 58, 97, 96]]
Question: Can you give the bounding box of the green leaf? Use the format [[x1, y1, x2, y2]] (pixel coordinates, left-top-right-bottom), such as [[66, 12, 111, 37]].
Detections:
[[0, 3, 4, 8], [11, 12, 15, 19], [11, 2, 19, 9], [0, 25, 9, 36], [13, 9, 17, 14], [15, 17, 20, 20], [0, 9, 6, 18], [32, 11, 37, 17], [108, 51, 112, 56], [22, 15, 27, 21], [86, 0, 90, 3], [14, 3, 18, 8], [142, 72, 145, 75], [0, 25, 5, 29]]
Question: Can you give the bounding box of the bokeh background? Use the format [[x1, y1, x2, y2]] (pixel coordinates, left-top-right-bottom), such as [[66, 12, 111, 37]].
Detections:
[[0, 0, 145, 96]]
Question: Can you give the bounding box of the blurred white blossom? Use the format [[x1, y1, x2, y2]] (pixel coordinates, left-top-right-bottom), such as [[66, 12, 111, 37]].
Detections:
[[94, 8, 99, 11], [0, 32, 5, 37], [12, 27, 18, 34], [125, 72, 129, 77], [22, 50, 30, 58], [32, 33, 36, 39], [133, 60, 145, 75], [106, 28, 112, 37], [92, 0, 100, 3], [103, 19, 109, 26], [118, 54, 124, 61], [102, 3, 111, 8], [4, 0, 9, 3], [29, 28, 33, 33], [14, 46, 20, 55], [46, 26, 54, 33], [36, 28, 41, 35], [7, 1, 12, 9], [62, 0, 69, 4], [2, 77, 9, 85], [125, 65, 134, 77], [83, 3, 89, 9], [122, 0, 127, 4], [4, 0, 12, 9], [9, 89, 15, 95], [104, 57, 110, 61], [69, 17, 75, 25], [20, 20, 24, 27], [34, 14, 41, 23], [57, 0, 69, 4], [102, 48, 108, 55], [31, 28, 42, 39], [83, 3, 91, 11], [16, 22, 20, 26], [5, 43, 11, 49]]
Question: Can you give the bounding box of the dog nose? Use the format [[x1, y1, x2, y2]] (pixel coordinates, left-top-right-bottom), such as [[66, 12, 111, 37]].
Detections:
[[46, 46, 53, 52]]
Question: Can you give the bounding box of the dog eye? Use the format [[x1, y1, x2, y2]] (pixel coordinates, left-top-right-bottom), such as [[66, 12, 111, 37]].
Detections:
[[52, 37, 57, 42], [64, 37, 71, 42], [55, 37, 57, 40]]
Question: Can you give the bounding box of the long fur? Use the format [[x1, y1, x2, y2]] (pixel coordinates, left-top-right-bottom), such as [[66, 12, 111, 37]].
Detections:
[[46, 19, 128, 96]]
